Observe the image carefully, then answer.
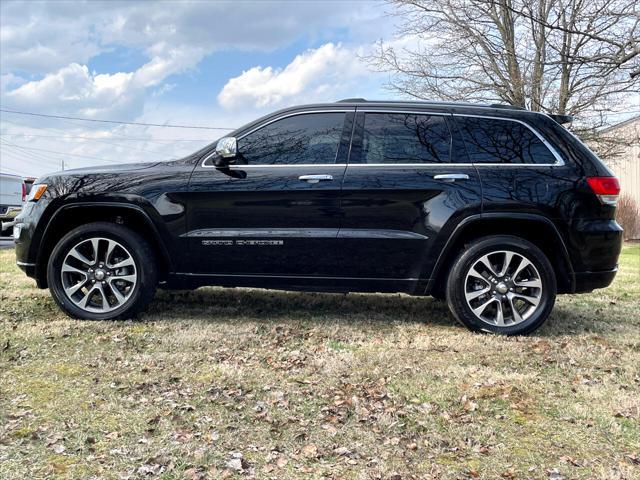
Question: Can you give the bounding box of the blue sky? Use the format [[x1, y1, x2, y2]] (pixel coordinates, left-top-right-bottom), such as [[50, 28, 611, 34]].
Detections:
[[3, 1, 635, 178], [0, 0, 397, 176]]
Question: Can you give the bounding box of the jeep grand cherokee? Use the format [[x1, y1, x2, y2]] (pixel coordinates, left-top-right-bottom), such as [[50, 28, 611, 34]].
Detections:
[[13, 99, 623, 335]]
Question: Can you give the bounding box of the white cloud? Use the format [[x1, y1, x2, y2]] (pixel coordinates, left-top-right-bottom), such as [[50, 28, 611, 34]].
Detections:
[[218, 43, 370, 110], [0, 1, 391, 177], [4, 64, 142, 121], [3, 43, 209, 122], [0, 1, 384, 76]]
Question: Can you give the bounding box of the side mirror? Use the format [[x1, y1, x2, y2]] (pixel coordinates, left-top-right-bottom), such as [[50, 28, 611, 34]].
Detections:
[[215, 137, 237, 159]]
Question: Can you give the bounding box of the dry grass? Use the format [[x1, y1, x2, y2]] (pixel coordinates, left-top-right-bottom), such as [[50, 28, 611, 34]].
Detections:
[[1, 245, 639, 480]]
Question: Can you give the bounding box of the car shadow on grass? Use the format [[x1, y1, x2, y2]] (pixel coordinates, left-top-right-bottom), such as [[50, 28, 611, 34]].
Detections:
[[540, 304, 628, 337], [146, 287, 456, 329], [145, 287, 635, 338]]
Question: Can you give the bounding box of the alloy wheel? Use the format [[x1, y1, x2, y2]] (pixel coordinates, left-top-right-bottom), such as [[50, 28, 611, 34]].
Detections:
[[464, 250, 543, 327], [60, 237, 137, 313]]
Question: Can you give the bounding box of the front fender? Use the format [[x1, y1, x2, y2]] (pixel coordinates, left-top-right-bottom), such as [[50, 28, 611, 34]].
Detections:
[[32, 197, 180, 288]]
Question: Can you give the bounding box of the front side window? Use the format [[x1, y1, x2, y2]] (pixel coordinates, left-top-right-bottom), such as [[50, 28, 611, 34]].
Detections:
[[237, 112, 345, 165], [361, 113, 452, 164], [457, 117, 557, 164]]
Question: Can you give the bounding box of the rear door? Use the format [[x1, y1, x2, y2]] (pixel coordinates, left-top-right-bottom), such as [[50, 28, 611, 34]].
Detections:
[[337, 109, 483, 283], [186, 109, 353, 277]]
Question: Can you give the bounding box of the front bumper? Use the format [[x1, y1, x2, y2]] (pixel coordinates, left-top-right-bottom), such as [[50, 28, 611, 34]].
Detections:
[[13, 202, 42, 281], [16, 260, 37, 278], [572, 268, 618, 293]]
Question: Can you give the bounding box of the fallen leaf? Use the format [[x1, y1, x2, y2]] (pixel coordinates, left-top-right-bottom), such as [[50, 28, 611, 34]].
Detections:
[[547, 468, 565, 479], [334, 446, 351, 456], [183, 467, 199, 479], [52, 444, 65, 454], [302, 443, 318, 458]]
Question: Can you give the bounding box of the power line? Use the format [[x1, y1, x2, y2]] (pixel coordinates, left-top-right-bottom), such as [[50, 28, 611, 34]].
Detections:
[[1, 141, 73, 170], [0, 131, 211, 143], [0, 163, 28, 176], [0, 108, 235, 131], [0, 119, 212, 146], [1, 146, 66, 172], [1, 146, 61, 167], [1, 140, 123, 163], [0, 132, 189, 157]]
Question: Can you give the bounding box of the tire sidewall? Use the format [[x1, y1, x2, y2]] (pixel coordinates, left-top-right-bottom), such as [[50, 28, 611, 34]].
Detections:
[[447, 236, 557, 335], [47, 223, 155, 320]]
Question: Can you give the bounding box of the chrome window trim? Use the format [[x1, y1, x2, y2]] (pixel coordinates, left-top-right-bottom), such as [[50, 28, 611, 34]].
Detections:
[[452, 113, 564, 167], [201, 109, 353, 168], [224, 164, 347, 169], [201, 109, 565, 169], [358, 109, 450, 116]]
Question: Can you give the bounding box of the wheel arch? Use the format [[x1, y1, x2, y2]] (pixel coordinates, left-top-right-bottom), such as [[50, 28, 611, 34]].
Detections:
[[427, 213, 575, 296], [35, 202, 173, 288]]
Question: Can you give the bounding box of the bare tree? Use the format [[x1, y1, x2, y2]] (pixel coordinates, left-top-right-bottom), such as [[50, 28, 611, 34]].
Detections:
[[366, 0, 639, 123]]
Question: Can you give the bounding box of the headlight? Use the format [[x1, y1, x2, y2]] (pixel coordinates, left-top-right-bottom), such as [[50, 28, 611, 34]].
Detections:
[[27, 184, 47, 202], [13, 224, 22, 240]]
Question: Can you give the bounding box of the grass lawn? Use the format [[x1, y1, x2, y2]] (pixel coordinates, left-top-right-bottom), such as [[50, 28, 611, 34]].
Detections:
[[1, 244, 638, 479]]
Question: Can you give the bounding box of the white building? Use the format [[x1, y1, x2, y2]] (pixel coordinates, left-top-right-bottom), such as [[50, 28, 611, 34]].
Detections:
[[599, 116, 640, 239]]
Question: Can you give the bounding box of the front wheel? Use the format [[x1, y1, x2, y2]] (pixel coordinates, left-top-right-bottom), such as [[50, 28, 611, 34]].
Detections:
[[446, 235, 556, 335], [47, 222, 158, 320]]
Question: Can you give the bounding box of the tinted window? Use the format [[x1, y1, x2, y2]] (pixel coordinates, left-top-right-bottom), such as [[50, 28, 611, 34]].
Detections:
[[237, 112, 345, 165], [457, 117, 556, 164], [361, 113, 451, 164]]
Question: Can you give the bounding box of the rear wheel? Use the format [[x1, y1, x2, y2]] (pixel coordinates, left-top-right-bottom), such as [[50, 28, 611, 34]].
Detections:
[[47, 222, 157, 320], [446, 235, 556, 335]]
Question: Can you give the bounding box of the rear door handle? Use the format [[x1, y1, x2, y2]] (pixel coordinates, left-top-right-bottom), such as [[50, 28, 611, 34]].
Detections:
[[299, 174, 333, 184], [433, 173, 470, 182]]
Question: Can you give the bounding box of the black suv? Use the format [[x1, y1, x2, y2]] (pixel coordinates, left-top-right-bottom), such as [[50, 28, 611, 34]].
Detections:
[[14, 99, 623, 335]]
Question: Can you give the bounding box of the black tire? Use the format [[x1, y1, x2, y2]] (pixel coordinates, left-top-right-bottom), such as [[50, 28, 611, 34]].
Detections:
[[446, 235, 556, 335], [47, 222, 157, 320]]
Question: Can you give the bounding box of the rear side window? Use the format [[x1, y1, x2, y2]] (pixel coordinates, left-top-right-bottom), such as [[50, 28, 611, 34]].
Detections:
[[361, 113, 452, 164], [456, 116, 556, 164], [238, 112, 345, 165]]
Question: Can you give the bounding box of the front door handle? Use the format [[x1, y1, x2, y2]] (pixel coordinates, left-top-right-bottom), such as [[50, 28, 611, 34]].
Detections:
[[433, 173, 470, 182], [299, 174, 333, 184]]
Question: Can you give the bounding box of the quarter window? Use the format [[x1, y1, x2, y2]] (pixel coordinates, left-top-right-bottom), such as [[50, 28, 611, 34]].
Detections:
[[457, 117, 556, 164], [237, 112, 345, 165], [361, 113, 452, 164]]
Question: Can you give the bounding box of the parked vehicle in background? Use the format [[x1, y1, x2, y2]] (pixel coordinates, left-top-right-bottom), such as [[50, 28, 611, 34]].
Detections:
[[13, 99, 623, 335], [1, 173, 26, 236], [24, 177, 36, 197]]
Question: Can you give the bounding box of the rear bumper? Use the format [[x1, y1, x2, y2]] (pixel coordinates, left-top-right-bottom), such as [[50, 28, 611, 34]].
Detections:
[[0, 206, 22, 220], [568, 219, 623, 272], [1, 206, 22, 231], [572, 268, 618, 294]]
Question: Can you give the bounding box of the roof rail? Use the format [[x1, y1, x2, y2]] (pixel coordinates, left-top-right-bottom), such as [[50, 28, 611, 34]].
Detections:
[[336, 98, 530, 111]]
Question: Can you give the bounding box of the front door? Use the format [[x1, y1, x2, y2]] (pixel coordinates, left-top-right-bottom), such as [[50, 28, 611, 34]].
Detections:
[[337, 109, 483, 285], [186, 109, 353, 277]]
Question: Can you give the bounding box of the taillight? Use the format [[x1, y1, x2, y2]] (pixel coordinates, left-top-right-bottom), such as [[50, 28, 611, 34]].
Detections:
[[586, 176, 620, 206], [22, 183, 26, 202]]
